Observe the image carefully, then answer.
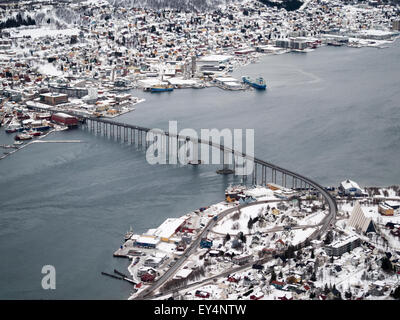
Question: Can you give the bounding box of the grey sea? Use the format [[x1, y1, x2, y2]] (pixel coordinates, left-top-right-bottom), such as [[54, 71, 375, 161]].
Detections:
[[0, 40, 399, 299]]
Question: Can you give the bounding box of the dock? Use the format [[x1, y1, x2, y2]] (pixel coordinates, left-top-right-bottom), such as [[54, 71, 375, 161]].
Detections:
[[101, 271, 136, 285]]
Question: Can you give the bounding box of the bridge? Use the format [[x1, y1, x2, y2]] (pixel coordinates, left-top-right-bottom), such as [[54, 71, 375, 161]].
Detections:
[[27, 104, 338, 287], [27, 104, 337, 237]]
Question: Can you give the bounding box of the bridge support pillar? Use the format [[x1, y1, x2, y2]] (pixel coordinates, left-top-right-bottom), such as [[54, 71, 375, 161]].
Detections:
[[216, 149, 234, 175]]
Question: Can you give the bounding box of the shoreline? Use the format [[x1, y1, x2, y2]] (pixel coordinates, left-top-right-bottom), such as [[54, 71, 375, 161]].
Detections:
[[115, 183, 400, 300]]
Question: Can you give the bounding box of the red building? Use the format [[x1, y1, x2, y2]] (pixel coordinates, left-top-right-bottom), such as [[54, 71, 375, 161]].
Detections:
[[51, 113, 78, 127]]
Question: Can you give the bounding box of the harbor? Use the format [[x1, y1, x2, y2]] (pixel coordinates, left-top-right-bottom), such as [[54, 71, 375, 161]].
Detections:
[[0, 0, 400, 301]]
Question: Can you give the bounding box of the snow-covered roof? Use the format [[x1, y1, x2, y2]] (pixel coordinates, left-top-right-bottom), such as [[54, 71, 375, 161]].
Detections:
[[340, 179, 362, 191], [154, 217, 186, 239], [348, 201, 373, 233], [328, 235, 359, 249], [198, 54, 233, 62], [136, 236, 160, 245], [174, 268, 192, 279]]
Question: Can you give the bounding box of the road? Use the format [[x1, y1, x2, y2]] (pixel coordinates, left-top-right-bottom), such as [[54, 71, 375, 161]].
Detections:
[[134, 199, 285, 299], [135, 198, 330, 299], [25, 104, 338, 299]]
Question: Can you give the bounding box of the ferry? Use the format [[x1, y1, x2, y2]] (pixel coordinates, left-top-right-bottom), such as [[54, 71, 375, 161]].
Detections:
[[242, 76, 267, 90]]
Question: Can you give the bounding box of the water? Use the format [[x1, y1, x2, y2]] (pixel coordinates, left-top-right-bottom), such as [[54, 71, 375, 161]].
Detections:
[[0, 41, 399, 299]]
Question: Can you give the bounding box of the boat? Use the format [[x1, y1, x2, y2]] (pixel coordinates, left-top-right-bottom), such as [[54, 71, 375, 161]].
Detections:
[[14, 133, 32, 141], [31, 125, 51, 132], [124, 226, 134, 241], [13, 140, 23, 145], [150, 85, 174, 93], [188, 160, 203, 165], [5, 117, 23, 133], [242, 76, 267, 90], [28, 130, 42, 137]]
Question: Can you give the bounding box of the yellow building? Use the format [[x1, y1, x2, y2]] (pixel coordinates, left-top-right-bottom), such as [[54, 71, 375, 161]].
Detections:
[[378, 204, 394, 216]]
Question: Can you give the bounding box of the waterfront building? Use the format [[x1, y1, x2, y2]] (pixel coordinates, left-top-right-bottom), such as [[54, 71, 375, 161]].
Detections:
[[154, 217, 187, 243], [135, 236, 160, 248]]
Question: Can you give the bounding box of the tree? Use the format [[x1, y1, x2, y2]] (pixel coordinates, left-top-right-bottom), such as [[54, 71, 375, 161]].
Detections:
[[247, 217, 254, 230], [310, 272, 317, 282], [269, 269, 277, 283], [381, 257, 393, 273], [391, 286, 400, 300], [324, 231, 334, 245]]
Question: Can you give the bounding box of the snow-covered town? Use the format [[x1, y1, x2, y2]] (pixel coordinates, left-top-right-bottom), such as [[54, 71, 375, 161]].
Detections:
[[1, 0, 400, 114], [113, 180, 400, 300], [1, 0, 400, 303]]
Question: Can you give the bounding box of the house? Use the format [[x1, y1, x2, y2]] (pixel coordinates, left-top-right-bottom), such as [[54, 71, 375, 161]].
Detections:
[[232, 255, 252, 265], [227, 275, 240, 283], [271, 280, 284, 290], [195, 290, 210, 298], [141, 273, 156, 282], [275, 239, 286, 250], [143, 257, 163, 268]]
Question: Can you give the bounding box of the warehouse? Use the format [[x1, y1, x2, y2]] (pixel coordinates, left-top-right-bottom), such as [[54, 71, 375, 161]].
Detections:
[[135, 236, 160, 249], [153, 217, 187, 243]]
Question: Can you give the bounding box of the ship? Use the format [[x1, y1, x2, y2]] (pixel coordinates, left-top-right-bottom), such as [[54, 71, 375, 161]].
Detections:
[[242, 76, 267, 90], [150, 85, 174, 93]]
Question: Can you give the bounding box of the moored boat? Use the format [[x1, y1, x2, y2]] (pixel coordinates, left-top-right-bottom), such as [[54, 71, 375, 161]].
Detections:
[[14, 133, 32, 141], [28, 130, 42, 137], [124, 226, 134, 241], [242, 76, 267, 90], [150, 85, 174, 92]]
